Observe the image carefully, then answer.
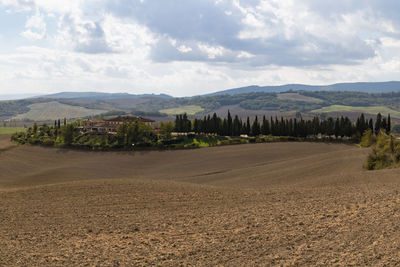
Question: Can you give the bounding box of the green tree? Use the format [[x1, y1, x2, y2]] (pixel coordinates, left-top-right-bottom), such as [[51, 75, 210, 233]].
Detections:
[[360, 129, 375, 147], [33, 122, 38, 136], [63, 124, 75, 145], [387, 114, 391, 134], [334, 118, 340, 138], [232, 115, 241, 136], [159, 121, 175, 138], [227, 110, 233, 136], [116, 123, 127, 146], [251, 116, 260, 136], [175, 115, 181, 132], [375, 113, 382, 135], [368, 118, 373, 132], [261, 115, 270, 135], [245, 117, 251, 135]]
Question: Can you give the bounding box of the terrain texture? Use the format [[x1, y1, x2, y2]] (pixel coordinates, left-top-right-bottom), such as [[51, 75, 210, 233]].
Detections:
[[1, 135, 400, 266]]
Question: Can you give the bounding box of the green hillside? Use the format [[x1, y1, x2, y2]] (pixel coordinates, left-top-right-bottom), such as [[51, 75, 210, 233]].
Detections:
[[160, 105, 204, 115], [0, 127, 25, 135], [311, 105, 400, 118]]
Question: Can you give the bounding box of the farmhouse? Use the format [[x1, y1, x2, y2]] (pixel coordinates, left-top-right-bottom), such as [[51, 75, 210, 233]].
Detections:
[[106, 116, 155, 126], [83, 116, 155, 134]]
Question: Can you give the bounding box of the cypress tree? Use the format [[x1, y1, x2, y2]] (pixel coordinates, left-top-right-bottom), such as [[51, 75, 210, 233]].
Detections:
[[270, 117, 275, 136], [280, 117, 285, 136], [293, 118, 298, 137], [375, 113, 382, 135], [251, 116, 260, 136], [369, 118, 373, 131], [382, 118, 387, 134], [174, 115, 180, 132], [387, 114, 391, 134], [246, 117, 251, 135], [288, 118, 294, 136], [182, 113, 191, 132], [275, 117, 280, 136], [339, 116, 345, 137], [356, 117, 360, 134], [344, 117, 353, 137], [193, 119, 200, 134], [233, 115, 241, 136], [359, 113, 367, 134], [206, 115, 211, 133], [222, 119, 228, 136], [312, 116, 320, 136], [227, 110, 233, 136], [327, 118, 334, 136], [211, 113, 218, 134], [261, 115, 270, 135], [334, 118, 340, 138]]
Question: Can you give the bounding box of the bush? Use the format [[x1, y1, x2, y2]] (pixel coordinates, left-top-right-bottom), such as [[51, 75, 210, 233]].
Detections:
[[360, 129, 376, 147], [365, 131, 400, 170]]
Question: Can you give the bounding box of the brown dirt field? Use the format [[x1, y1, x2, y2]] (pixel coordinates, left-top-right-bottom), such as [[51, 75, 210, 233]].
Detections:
[[1, 135, 400, 266]]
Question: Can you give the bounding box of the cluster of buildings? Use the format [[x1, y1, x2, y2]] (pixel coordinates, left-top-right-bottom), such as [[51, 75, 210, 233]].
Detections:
[[82, 116, 155, 134]]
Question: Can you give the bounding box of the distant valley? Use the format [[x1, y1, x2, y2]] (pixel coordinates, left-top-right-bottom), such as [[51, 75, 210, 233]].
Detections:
[[2, 81, 400, 123]]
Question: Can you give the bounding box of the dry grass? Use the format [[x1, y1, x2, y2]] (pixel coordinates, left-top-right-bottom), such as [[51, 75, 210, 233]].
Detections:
[[12, 101, 105, 121], [1, 135, 400, 265]]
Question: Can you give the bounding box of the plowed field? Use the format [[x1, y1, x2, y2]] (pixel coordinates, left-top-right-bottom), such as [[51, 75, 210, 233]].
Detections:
[[1, 135, 400, 266]]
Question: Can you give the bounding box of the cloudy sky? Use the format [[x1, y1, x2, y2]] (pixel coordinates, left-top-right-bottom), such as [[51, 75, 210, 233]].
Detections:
[[0, 0, 400, 97]]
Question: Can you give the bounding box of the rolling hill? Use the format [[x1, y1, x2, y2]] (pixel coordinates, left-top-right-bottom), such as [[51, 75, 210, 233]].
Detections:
[[3, 81, 400, 122], [12, 101, 106, 121], [206, 81, 400, 96]]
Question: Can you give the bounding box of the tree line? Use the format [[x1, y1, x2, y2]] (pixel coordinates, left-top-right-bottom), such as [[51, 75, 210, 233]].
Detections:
[[175, 112, 391, 138]]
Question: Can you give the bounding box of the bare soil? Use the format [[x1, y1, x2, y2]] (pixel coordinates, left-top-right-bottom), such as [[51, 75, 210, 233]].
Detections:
[[1, 135, 400, 266]]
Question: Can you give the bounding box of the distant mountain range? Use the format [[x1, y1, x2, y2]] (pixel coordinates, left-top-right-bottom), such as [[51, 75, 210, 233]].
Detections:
[[41, 92, 173, 99], [6, 81, 400, 101], [206, 81, 400, 96]]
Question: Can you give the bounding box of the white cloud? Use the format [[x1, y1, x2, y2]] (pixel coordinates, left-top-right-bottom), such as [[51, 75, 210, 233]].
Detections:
[[177, 45, 192, 53], [197, 43, 227, 59], [21, 9, 46, 40], [237, 51, 254, 59], [1, 0, 400, 96], [102, 15, 157, 56]]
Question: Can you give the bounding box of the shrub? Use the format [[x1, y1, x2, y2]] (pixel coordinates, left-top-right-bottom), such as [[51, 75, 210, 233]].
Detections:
[[360, 129, 376, 147], [365, 131, 400, 170]]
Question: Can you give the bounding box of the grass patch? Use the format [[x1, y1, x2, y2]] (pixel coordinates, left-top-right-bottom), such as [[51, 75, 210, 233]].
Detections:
[[160, 105, 204, 115], [311, 105, 400, 118], [192, 138, 210, 147], [277, 93, 324, 103], [0, 127, 25, 135]]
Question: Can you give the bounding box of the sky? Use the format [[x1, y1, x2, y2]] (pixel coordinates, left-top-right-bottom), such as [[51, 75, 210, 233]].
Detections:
[[0, 0, 400, 97]]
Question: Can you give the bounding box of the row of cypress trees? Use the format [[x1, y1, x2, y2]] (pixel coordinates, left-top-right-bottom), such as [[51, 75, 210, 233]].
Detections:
[[175, 111, 391, 138]]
